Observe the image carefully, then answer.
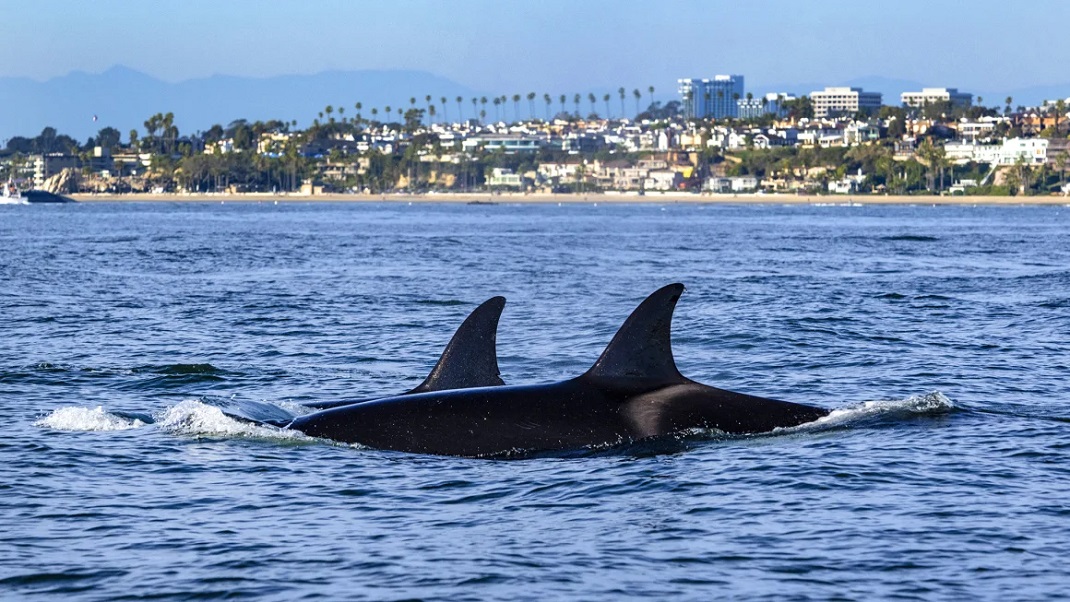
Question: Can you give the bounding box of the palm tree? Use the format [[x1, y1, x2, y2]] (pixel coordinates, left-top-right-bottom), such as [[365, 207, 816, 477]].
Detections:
[[480, 97, 488, 123], [603, 93, 611, 119], [1005, 96, 1013, 116], [493, 97, 502, 122], [471, 97, 478, 122], [354, 102, 363, 127], [573, 93, 581, 117], [633, 89, 642, 117], [527, 92, 536, 119], [370, 108, 378, 124], [457, 96, 464, 122], [618, 87, 626, 117], [440, 96, 448, 123], [587, 93, 597, 116], [544, 93, 552, 120], [560, 94, 567, 116], [512, 94, 521, 121], [648, 86, 655, 111]]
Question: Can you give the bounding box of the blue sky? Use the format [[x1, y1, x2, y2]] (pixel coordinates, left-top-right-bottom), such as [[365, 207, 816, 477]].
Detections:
[[3, 0, 1068, 94]]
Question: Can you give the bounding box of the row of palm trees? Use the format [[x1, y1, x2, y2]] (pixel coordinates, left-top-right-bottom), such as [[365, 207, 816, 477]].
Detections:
[[310, 86, 660, 129]]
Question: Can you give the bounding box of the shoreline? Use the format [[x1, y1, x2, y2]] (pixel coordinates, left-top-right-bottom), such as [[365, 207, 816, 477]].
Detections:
[[69, 192, 1070, 205]]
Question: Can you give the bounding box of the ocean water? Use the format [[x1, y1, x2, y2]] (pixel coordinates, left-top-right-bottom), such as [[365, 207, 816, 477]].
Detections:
[[2, 200, 1069, 600]]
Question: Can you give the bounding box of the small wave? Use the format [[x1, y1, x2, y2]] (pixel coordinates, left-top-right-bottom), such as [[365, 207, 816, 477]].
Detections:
[[881, 235, 940, 242], [34, 406, 148, 432], [155, 399, 311, 441], [415, 299, 468, 306], [131, 363, 229, 376], [781, 391, 956, 433]]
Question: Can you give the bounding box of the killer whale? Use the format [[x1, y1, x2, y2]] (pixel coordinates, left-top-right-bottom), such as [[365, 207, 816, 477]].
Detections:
[[283, 284, 830, 457], [305, 296, 507, 410]]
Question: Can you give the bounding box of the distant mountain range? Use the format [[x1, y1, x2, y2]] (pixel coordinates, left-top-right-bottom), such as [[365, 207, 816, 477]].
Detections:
[[3, 66, 1069, 143], [0, 66, 483, 142]]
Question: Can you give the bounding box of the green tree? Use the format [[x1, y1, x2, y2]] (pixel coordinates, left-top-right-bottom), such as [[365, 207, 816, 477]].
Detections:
[[1055, 152, 1068, 188], [95, 127, 122, 151]]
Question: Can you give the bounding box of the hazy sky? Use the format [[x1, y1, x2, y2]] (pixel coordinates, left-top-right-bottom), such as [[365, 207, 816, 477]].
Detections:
[[4, 0, 1067, 94]]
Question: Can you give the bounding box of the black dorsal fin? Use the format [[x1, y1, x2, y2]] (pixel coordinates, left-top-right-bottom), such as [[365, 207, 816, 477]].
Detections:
[[408, 296, 506, 394], [583, 284, 686, 383]]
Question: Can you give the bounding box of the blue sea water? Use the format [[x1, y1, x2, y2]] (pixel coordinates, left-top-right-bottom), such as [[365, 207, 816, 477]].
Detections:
[[2, 200, 1069, 600]]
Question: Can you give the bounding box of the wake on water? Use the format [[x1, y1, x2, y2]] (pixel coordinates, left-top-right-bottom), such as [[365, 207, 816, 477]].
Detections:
[[33, 392, 956, 449]]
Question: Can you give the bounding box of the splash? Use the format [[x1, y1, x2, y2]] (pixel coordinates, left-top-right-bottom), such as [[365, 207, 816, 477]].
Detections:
[[34, 406, 148, 431], [155, 399, 312, 441], [780, 391, 955, 433]]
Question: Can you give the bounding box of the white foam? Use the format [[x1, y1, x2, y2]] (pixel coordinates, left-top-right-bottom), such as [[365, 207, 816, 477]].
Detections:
[[779, 391, 955, 433], [154, 399, 313, 441], [35, 406, 148, 431]]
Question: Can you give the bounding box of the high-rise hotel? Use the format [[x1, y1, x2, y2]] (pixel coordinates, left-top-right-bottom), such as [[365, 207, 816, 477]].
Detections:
[[677, 75, 745, 119]]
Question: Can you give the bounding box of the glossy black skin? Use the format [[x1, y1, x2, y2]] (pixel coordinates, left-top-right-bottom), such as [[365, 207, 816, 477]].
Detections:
[[288, 375, 828, 457], [287, 283, 830, 457]]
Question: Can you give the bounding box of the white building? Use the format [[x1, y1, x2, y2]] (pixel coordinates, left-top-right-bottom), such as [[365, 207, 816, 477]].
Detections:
[[737, 92, 797, 120], [901, 88, 973, 109], [943, 138, 1048, 165], [487, 167, 524, 188], [705, 176, 758, 193], [811, 87, 882, 118], [1000, 138, 1048, 165], [956, 120, 998, 141], [678, 75, 745, 119]]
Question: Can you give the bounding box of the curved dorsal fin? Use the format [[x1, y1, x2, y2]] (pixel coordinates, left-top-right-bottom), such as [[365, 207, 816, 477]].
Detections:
[[583, 284, 685, 383], [408, 296, 506, 394]]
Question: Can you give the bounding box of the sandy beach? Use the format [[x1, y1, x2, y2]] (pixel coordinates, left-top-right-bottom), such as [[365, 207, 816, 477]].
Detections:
[[69, 192, 1070, 205]]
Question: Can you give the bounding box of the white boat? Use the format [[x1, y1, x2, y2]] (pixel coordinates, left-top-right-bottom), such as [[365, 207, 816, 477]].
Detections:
[[1, 180, 28, 205]]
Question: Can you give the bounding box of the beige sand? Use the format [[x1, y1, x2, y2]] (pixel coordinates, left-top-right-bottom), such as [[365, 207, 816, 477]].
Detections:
[[70, 192, 1070, 205]]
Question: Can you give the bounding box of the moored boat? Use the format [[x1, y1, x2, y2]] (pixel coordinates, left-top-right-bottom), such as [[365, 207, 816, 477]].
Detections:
[[1, 180, 28, 204]]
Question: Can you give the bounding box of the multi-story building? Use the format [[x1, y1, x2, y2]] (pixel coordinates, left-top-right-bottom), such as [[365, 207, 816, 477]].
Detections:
[[810, 87, 882, 118], [31, 153, 79, 188], [900, 88, 973, 109], [678, 75, 745, 119], [737, 92, 797, 120]]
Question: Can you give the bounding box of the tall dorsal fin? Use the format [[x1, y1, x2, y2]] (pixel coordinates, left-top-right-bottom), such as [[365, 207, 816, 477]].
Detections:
[[583, 284, 685, 383], [408, 296, 506, 394]]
